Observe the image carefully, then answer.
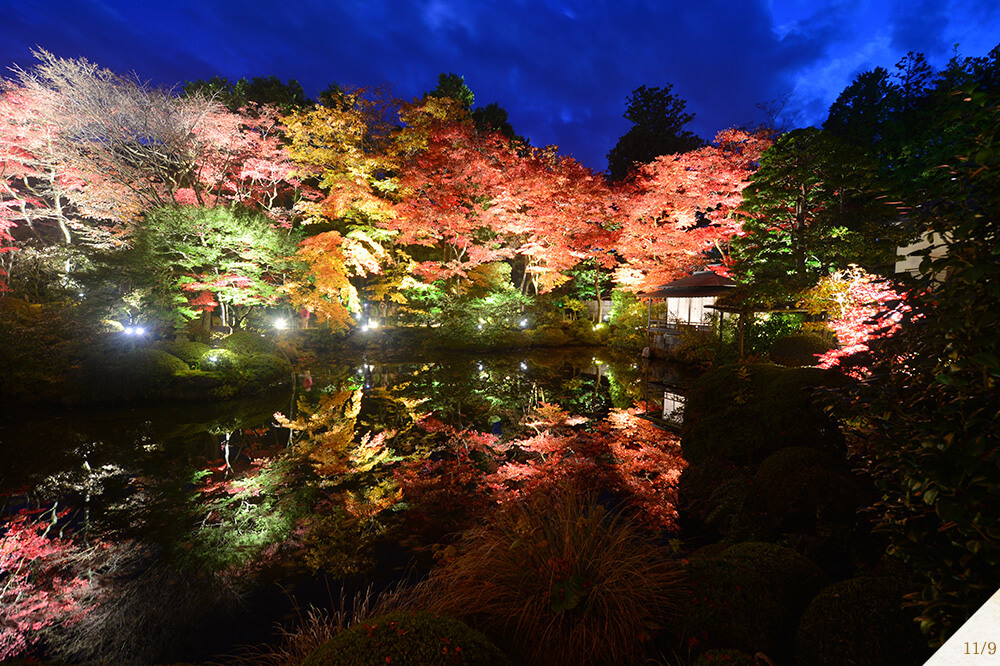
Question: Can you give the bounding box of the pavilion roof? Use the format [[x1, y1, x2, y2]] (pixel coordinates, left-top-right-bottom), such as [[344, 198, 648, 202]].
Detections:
[[638, 270, 737, 299]]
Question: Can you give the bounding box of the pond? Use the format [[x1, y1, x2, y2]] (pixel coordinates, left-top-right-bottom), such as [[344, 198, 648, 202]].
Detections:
[[0, 347, 697, 664]]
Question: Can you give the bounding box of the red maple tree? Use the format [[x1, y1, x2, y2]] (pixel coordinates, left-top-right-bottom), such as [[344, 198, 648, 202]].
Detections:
[[615, 128, 773, 290]]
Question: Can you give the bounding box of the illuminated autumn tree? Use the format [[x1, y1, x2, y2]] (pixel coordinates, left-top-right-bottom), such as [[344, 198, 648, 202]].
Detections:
[[615, 128, 772, 291], [127, 206, 301, 329]]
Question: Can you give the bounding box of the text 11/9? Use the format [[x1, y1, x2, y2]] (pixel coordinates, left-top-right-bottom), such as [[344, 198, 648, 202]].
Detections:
[[966, 642, 997, 655]]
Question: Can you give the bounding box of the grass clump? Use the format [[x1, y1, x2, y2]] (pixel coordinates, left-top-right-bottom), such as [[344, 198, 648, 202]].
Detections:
[[392, 489, 685, 666]]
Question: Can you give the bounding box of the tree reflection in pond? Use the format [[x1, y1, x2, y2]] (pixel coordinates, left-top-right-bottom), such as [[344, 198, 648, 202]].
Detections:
[[0, 350, 683, 663]]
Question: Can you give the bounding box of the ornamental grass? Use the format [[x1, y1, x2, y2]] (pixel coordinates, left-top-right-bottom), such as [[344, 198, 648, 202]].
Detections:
[[386, 487, 686, 666]]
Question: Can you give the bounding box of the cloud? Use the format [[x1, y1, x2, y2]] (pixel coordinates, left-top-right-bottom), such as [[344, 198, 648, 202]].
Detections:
[[1, 0, 997, 172]]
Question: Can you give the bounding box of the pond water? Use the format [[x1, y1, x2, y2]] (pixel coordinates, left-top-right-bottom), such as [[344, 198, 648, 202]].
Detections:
[[0, 348, 696, 664]]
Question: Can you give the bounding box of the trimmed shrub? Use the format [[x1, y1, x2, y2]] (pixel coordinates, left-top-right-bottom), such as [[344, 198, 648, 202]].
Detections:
[[302, 611, 509, 666], [681, 363, 847, 466], [526, 324, 572, 347], [680, 542, 824, 662], [795, 577, 930, 666], [679, 556, 784, 658], [199, 348, 239, 374], [676, 460, 748, 533], [750, 446, 867, 535], [235, 352, 292, 388], [769, 333, 834, 367], [716, 542, 826, 623], [154, 339, 211, 367], [397, 490, 685, 666], [220, 328, 279, 355], [80, 347, 189, 402]]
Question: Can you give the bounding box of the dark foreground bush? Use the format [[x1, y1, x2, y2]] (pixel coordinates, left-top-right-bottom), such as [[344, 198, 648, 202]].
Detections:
[[80, 346, 190, 401], [679, 542, 825, 662], [750, 446, 868, 536], [769, 333, 835, 367], [681, 363, 848, 466], [691, 648, 758, 666], [302, 611, 509, 666], [795, 577, 930, 666]]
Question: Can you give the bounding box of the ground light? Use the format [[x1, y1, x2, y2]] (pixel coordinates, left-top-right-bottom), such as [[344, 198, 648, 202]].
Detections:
[[273, 318, 289, 330]]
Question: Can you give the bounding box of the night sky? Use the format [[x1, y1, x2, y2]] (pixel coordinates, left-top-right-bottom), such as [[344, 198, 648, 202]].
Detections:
[[2, 0, 998, 172]]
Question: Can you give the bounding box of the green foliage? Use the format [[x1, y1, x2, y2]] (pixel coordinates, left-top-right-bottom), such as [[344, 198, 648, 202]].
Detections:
[[681, 363, 847, 466], [794, 577, 929, 666], [199, 348, 239, 373], [607, 290, 647, 351], [731, 128, 899, 304], [127, 206, 300, 328], [524, 324, 571, 347], [431, 289, 533, 350], [302, 611, 509, 666], [153, 339, 211, 367], [769, 333, 834, 366], [671, 324, 726, 367], [182, 74, 311, 112], [79, 346, 190, 402], [0, 298, 94, 403], [428, 72, 475, 111], [169, 457, 317, 573], [401, 490, 685, 666], [221, 329, 281, 355], [849, 85, 1000, 644]]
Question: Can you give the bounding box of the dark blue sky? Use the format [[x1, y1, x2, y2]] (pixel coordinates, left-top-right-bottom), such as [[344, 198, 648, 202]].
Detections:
[[2, 0, 998, 172]]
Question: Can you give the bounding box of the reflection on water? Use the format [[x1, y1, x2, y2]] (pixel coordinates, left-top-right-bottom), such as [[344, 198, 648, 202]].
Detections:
[[0, 349, 690, 664]]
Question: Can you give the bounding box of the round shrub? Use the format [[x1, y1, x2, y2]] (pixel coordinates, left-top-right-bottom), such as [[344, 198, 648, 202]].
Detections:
[[769, 333, 835, 367], [236, 352, 292, 388], [220, 329, 280, 355], [526, 325, 572, 347], [795, 577, 929, 666], [679, 555, 784, 658], [81, 347, 189, 401], [199, 348, 239, 373], [716, 542, 826, 623], [751, 447, 867, 535], [680, 543, 825, 661], [154, 339, 210, 367], [302, 611, 509, 666], [691, 648, 758, 666], [681, 363, 847, 466], [676, 460, 748, 533]]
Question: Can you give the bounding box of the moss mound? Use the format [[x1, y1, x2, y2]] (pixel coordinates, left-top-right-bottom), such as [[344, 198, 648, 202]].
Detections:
[[153, 339, 211, 367], [681, 363, 847, 466], [80, 346, 190, 402], [795, 577, 930, 666], [302, 611, 509, 666], [221, 329, 280, 355]]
